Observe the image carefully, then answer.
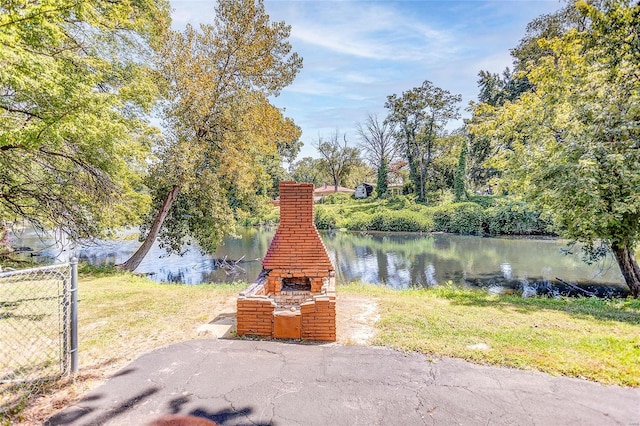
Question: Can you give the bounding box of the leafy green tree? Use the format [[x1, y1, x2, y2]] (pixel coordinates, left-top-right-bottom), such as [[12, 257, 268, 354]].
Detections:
[[385, 80, 461, 201], [314, 131, 361, 192], [0, 0, 170, 240], [256, 125, 303, 199], [475, 0, 590, 109], [376, 159, 390, 198], [477, 68, 531, 107], [426, 130, 464, 195], [464, 111, 501, 191], [342, 161, 375, 189], [356, 113, 398, 197], [291, 157, 329, 187], [468, 1, 600, 192], [511, 1, 594, 71], [120, 0, 302, 271], [454, 138, 467, 202], [470, 66, 534, 190], [472, 0, 640, 297]]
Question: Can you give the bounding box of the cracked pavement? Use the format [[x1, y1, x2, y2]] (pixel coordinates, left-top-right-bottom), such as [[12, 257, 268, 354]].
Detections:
[[46, 339, 640, 426]]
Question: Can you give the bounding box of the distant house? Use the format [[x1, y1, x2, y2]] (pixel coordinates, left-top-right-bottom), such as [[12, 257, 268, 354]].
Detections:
[[354, 183, 374, 199], [388, 184, 403, 197], [313, 184, 355, 202]]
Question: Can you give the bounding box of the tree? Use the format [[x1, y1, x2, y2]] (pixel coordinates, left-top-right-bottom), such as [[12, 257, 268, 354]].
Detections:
[[464, 108, 501, 191], [477, 68, 531, 107], [376, 159, 390, 198], [468, 1, 598, 192], [120, 0, 302, 271], [342, 161, 375, 189], [291, 157, 329, 187], [0, 224, 10, 257], [356, 113, 398, 197], [471, 0, 640, 297], [426, 130, 464, 194], [0, 0, 170, 241], [314, 131, 361, 192], [258, 126, 303, 199], [385, 80, 461, 201], [454, 137, 467, 202], [474, 0, 592, 109], [510, 1, 593, 72]]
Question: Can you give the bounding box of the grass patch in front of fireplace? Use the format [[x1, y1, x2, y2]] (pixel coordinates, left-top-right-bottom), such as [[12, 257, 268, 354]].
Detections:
[[340, 281, 640, 387]]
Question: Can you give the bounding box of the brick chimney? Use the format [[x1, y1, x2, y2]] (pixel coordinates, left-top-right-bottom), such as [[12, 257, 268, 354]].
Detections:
[[262, 181, 334, 293], [237, 181, 336, 341]]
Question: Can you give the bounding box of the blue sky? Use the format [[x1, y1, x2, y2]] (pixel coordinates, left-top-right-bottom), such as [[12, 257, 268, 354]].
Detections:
[[169, 0, 562, 159]]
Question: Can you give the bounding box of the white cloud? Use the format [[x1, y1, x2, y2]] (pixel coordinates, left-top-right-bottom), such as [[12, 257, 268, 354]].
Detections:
[[275, 2, 457, 62], [284, 79, 338, 96], [343, 72, 379, 85]]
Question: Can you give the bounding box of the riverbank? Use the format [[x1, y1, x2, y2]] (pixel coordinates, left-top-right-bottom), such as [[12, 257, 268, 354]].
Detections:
[[309, 194, 554, 236], [6, 271, 640, 424], [5, 221, 628, 296]]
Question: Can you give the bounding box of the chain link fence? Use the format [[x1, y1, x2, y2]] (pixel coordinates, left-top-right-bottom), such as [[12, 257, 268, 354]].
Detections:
[[0, 259, 78, 417]]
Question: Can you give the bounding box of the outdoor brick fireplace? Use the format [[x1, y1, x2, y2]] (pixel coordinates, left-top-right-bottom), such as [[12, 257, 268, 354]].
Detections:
[[237, 181, 336, 341]]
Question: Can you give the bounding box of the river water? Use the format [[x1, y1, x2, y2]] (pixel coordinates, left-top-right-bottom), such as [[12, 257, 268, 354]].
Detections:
[[8, 227, 629, 297]]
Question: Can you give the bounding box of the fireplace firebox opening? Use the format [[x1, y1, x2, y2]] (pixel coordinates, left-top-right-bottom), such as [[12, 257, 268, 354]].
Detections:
[[282, 277, 311, 292]]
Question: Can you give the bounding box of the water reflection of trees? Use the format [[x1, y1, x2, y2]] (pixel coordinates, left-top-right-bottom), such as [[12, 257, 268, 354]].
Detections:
[[214, 227, 274, 262], [69, 227, 626, 295], [319, 231, 624, 291], [321, 231, 472, 289]]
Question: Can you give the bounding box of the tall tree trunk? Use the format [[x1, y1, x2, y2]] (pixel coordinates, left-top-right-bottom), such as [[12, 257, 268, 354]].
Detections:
[[418, 155, 426, 202], [376, 158, 388, 198], [611, 241, 640, 298], [406, 143, 419, 196], [0, 223, 10, 254], [118, 185, 181, 272]]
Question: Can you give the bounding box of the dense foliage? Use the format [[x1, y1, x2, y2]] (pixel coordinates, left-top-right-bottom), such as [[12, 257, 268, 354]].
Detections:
[[0, 0, 170, 239], [384, 80, 462, 201], [291, 157, 329, 187], [121, 0, 302, 270], [471, 0, 640, 296], [313, 195, 551, 236]]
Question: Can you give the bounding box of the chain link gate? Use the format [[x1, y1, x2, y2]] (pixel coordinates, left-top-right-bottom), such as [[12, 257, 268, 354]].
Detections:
[[0, 259, 78, 416]]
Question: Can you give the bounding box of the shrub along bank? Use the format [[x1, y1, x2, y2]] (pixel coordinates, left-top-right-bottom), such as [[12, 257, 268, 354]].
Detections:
[[313, 194, 555, 235]]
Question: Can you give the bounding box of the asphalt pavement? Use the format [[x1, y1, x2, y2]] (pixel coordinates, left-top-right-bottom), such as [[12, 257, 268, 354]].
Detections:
[[46, 339, 640, 426]]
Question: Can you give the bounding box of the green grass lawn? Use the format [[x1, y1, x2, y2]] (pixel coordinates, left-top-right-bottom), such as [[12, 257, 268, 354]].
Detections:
[[73, 273, 640, 387], [76, 271, 244, 366], [341, 282, 640, 386]]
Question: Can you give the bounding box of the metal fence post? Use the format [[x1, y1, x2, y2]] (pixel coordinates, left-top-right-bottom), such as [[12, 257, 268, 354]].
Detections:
[[70, 257, 79, 374]]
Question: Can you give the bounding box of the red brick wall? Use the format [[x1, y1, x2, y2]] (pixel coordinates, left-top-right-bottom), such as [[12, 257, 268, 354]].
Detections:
[[262, 182, 334, 273], [236, 297, 275, 337], [237, 181, 337, 342], [300, 296, 336, 341], [237, 279, 337, 342]]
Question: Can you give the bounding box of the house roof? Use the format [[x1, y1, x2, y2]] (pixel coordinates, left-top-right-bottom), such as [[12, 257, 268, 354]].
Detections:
[[314, 184, 355, 195]]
